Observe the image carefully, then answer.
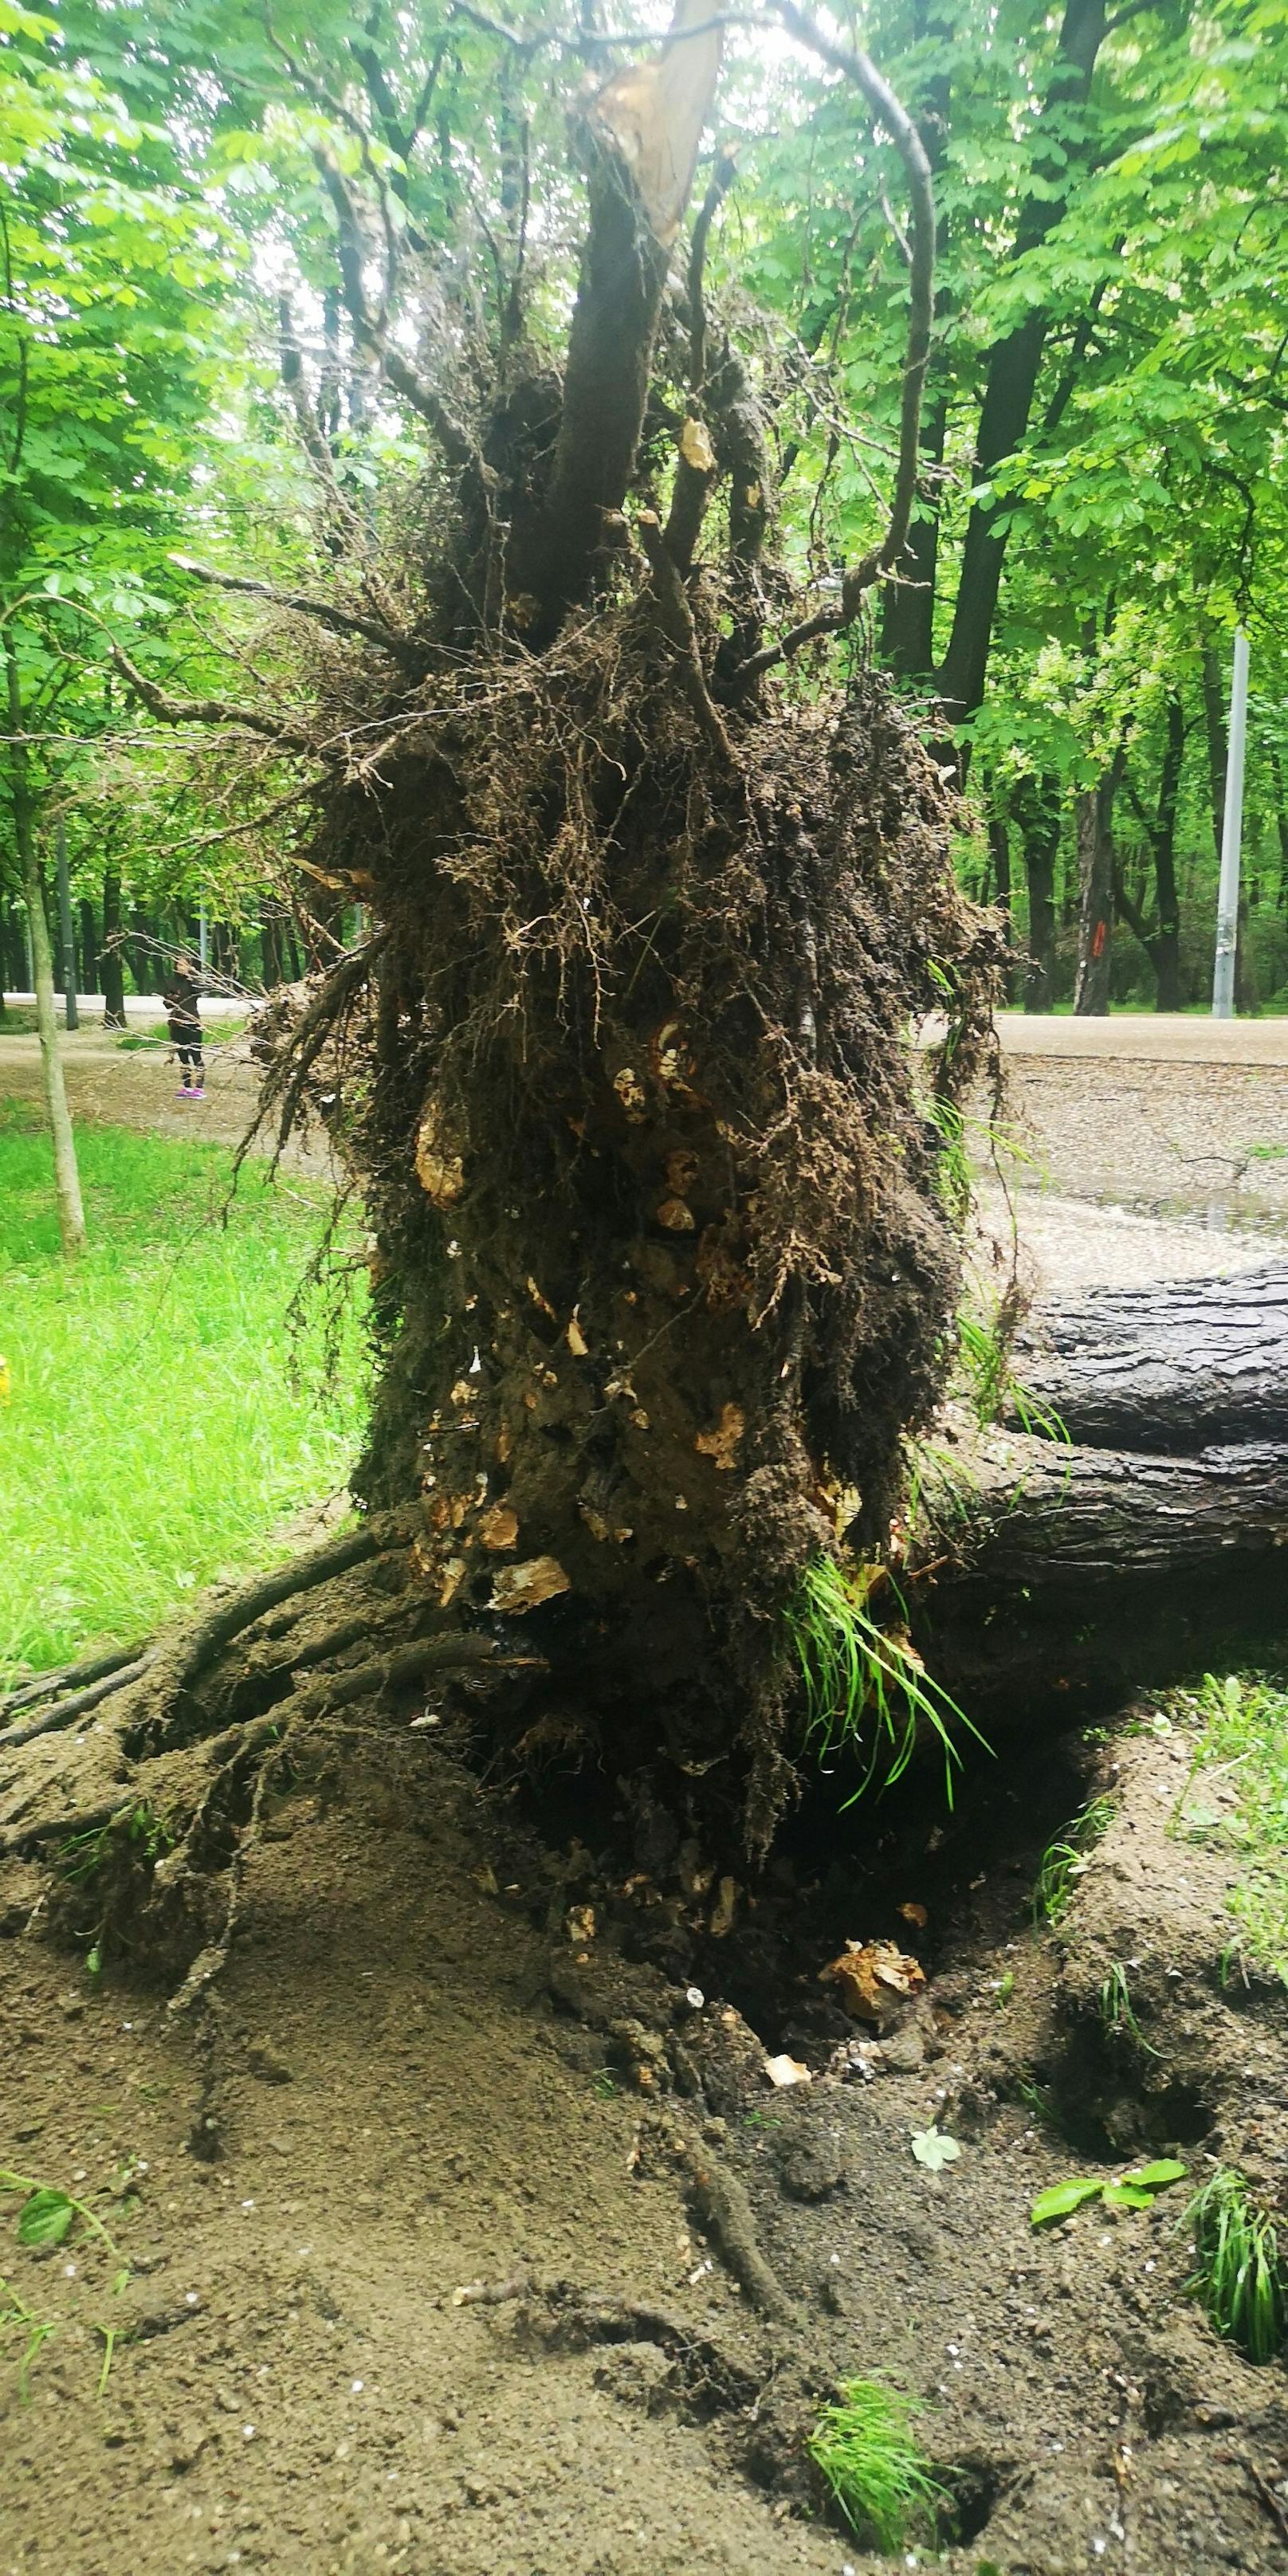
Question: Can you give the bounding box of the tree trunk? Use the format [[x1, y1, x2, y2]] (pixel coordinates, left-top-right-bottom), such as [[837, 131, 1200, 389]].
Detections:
[[1009, 1262, 1288, 1449], [101, 868, 126, 1026], [260, 905, 284, 988], [881, 393, 946, 682], [55, 815, 78, 1031], [1151, 691, 1184, 1010], [1012, 773, 1060, 1010], [79, 897, 98, 999], [987, 811, 1013, 996], [914, 1262, 1288, 1717], [1073, 769, 1116, 1014], [919, 1430, 1288, 1718], [5, 645, 86, 1256], [935, 0, 1108, 726]]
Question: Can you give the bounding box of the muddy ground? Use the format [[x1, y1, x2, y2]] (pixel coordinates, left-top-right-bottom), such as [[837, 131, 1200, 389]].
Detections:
[[2, 1667, 1287, 2576]]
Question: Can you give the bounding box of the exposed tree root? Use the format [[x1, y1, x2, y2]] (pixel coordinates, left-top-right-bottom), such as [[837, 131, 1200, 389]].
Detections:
[[0, 1522, 553, 2008]]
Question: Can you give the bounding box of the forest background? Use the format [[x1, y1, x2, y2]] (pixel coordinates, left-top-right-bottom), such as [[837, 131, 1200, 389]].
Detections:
[[0, 0, 1285, 1026]]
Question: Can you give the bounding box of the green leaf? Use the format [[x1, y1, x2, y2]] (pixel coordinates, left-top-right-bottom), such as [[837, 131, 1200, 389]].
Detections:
[[1031, 2177, 1105, 2225], [1121, 2159, 1188, 2189], [17, 2189, 76, 2247], [911, 2126, 961, 2171], [1101, 2183, 1156, 2211]]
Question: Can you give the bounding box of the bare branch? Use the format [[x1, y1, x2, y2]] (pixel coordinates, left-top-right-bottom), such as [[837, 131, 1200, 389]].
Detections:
[[688, 149, 736, 393], [312, 147, 482, 480], [727, 7, 935, 694], [171, 556, 422, 673], [638, 511, 734, 764], [109, 645, 320, 759]]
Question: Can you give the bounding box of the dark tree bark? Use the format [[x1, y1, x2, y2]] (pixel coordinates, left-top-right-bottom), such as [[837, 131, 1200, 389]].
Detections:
[[913, 1262, 1288, 1717], [1073, 763, 1120, 1015], [1149, 690, 1184, 1011], [100, 869, 126, 1026], [79, 897, 98, 999], [260, 905, 285, 988], [1011, 772, 1060, 1009], [1009, 1262, 1288, 1450], [1116, 693, 1185, 1008], [920, 1431, 1288, 1718], [934, 0, 1109, 726], [880, 395, 946, 680]]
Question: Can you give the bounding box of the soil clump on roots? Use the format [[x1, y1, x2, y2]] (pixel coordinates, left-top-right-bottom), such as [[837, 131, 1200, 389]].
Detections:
[[282, 622, 998, 1850]]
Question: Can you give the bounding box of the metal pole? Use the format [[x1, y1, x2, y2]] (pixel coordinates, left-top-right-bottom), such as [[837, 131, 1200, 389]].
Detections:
[[1212, 628, 1250, 1019], [55, 815, 78, 1031], [198, 905, 208, 974]]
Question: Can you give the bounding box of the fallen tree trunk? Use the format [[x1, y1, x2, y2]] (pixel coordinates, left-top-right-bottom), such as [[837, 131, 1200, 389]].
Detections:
[[915, 1261, 1288, 1718], [1008, 1261, 1288, 1451]]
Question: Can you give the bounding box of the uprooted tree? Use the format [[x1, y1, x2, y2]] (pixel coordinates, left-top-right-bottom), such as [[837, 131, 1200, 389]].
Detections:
[[8, 2, 1288, 1995], [92, 5, 1001, 1855]]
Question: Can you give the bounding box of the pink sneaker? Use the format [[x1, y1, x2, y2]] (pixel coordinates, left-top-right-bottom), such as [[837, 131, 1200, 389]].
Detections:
[[175, 1086, 193, 1098]]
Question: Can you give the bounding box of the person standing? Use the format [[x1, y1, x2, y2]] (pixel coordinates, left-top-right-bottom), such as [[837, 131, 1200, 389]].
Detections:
[[163, 954, 205, 1098]]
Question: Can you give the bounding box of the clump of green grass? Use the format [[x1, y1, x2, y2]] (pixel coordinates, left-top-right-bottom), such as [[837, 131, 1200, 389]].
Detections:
[[1098, 1959, 1159, 2056], [1184, 2168, 1285, 2364], [807, 2378, 948, 2550], [1033, 1794, 1116, 1926], [0, 2280, 55, 2401], [0, 1102, 367, 1685], [1172, 1672, 1288, 1981], [785, 1556, 988, 1808]]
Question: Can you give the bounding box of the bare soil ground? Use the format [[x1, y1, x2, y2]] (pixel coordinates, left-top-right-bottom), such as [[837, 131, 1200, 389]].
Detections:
[[3, 1687, 1286, 2575]]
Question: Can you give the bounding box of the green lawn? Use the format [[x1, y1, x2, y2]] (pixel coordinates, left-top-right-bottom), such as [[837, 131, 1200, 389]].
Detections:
[[0, 1101, 368, 1686]]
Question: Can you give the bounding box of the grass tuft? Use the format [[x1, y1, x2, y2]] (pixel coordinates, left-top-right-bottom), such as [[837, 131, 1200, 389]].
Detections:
[[1033, 1795, 1116, 1926], [807, 2377, 948, 2550], [0, 1101, 367, 1685], [785, 1556, 988, 1808], [1172, 1672, 1288, 1981], [1184, 2168, 1286, 2364]]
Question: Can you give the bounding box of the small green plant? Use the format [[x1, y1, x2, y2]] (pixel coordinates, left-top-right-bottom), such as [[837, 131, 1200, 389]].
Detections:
[[807, 2377, 948, 2550], [0, 2169, 122, 2262], [1099, 1961, 1160, 2056], [956, 1309, 1070, 1446], [591, 2070, 619, 2101], [1172, 1672, 1288, 1981], [1015, 2076, 1060, 2130], [0, 2279, 56, 2401], [786, 1556, 989, 1808], [1031, 2158, 1188, 2227], [58, 1800, 172, 1887], [1184, 2169, 1286, 2364], [1033, 1795, 1116, 1926], [910, 2125, 960, 2172]]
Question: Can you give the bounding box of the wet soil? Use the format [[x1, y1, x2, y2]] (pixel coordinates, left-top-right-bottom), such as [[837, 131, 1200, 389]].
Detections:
[[2, 1689, 1286, 2576]]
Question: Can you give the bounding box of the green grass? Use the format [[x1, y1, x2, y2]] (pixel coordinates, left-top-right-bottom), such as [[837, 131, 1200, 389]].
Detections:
[[1172, 1673, 1288, 1981], [1099, 1959, 1159, 2056], [1184, 2168, 1286, 2364], [807, 2378, 948, 2550], [0, 1100, 367, 1686], [785, 1555, 988, 1808], [1032, 1794, 1116, 1926]]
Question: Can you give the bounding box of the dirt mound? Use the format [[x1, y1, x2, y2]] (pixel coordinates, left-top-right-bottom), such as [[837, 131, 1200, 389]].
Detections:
[[3, 1680, 1286, 2574]]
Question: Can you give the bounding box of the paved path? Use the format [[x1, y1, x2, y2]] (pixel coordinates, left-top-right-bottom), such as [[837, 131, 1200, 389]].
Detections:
[[992, 1011, 1288, 1066]]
